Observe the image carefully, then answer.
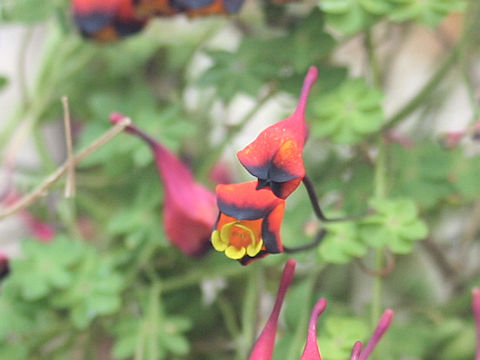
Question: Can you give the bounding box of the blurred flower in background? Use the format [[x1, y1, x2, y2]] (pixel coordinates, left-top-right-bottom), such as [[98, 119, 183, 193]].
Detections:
[[110, 113, 217, 256]]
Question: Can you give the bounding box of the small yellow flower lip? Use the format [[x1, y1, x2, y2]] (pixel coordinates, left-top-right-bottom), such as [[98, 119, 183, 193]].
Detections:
[[225, 245, 246, 259], [211, 221, 264, 260], [211, 230, 227, 252]]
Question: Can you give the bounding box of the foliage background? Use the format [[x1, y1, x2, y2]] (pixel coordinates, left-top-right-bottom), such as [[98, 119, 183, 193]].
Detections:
[[1, 0, 480, 359]]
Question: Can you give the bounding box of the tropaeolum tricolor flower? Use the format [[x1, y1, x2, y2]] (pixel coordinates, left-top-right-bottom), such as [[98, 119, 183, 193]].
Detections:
[[110, 113, 218, 257], [237, 66, 318, 199], [0, 252, 9, 281], [72, 0, 146, 41], [473, 288, 480, 360], [211, 181, 285, 265], [249, 259, 394, 360]]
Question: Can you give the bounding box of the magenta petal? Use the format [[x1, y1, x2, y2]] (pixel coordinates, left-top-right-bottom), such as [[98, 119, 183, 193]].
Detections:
[[473, 288, 480, 360], [358, 309, 394, 360], [0, 251, 9, 280], [349, 341, 363, 360], [249, 259, 296, 360], [22, 212, 55, 242], [299, 298, 327, 360], [109, 113, 217, 256]]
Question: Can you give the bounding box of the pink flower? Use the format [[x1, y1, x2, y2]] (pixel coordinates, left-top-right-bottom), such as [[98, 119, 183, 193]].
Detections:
[[21, 211, 55, 243], [473, 288, 480, 360], [439, 131, 465, 148], [349, 342, 363, 360], [249, 259, 394, 360], [357, 309, 394, 360], [110, 113, 218, 256], [2, 192, 55, 242], [299, 298, 328, 360], [249, 259, 296, 359], [0, 252, 9, 280]]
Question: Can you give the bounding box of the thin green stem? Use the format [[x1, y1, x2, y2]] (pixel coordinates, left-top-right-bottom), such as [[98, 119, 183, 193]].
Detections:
[[236, 264, 261, 360], [365, 28, 381, 88], [217, 295, 241, 340], [371, 139, 386, 353], [32, 126, 57, 171], [383, 51, 457, 130], [371, 249, 383, 329], [18, 27, 34, 107], [374, 140, 386, 200], [149, 282, 161, 360], [384, 1, 480, 130], [459, 1, 480, 121], [161, 263, 248, 294]]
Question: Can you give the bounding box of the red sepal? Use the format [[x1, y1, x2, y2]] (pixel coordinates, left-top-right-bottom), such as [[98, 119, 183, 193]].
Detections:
[[237, 66, 318, 199], [215, 181, 285, 263]]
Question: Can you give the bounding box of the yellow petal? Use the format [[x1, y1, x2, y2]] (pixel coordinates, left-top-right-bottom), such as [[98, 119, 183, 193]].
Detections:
[[220, 221, 236, 242], [225, 246, 246, 259], [211, 230, 227, 252], [246, 239, 263, 257]]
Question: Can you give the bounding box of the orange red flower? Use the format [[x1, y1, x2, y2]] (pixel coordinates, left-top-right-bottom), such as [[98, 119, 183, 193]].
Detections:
[[211, 181, 285, 265], [72, 0, 245, 41], [72, 0, 145, 41], [237, 66, 318, 199]]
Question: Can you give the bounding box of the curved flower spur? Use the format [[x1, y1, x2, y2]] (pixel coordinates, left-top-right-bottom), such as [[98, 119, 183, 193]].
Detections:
[[110, 113, 218, 257], [249, 260, 394, 360], [237, 66, 367, 223], [237, 67, 317, 200]]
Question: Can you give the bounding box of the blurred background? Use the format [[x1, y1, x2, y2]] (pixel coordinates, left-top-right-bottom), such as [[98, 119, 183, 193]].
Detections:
[[1, 0, 480, 359]]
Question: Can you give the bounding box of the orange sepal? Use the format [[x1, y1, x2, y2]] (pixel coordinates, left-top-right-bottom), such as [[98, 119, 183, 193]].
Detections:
[[237, 66, 318, 199]]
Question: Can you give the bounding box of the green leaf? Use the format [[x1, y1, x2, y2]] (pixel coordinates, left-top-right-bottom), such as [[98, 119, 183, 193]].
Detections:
[[0, 0, 65, 23], [10, 236, 83, 300], [318, 315, 369, 359], [51, 248, 124, 329], [389, 142, 456, 209], [197, 38, 277, 102], [319, 0, 391, 35], [111, 293, 191, 359], [449, 153, 480, 200], [0, 341, 28, 360], [318, 221, 368, 264], [0, 282, 35, 339], [359, 198, 428, 253], [0, 75, 8, 92], [311, 78, 384, 145], [287, 10, 336, 73], [77, 85, 193, 172], [387, 0, 467, 27]]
